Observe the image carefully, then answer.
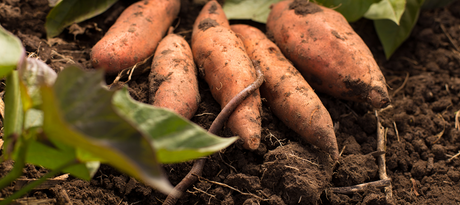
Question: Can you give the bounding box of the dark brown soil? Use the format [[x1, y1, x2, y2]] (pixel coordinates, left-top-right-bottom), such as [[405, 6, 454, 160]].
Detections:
[[2, 0, 460, 204]]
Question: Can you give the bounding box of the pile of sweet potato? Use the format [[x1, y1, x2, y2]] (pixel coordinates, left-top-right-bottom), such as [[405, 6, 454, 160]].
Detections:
[[90, 0, 390, 198]]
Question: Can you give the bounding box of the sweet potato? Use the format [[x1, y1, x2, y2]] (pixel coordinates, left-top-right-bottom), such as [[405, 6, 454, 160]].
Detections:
[[191, 0, 262, 150], [231, 24, 339, 160], [149, 32, 200, 120], [91, 0, 180, 74], [266, 0, 390, 108]]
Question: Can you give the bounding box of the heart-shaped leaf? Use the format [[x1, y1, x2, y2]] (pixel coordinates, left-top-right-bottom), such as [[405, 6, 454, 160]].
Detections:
[[0, 26, 25, 78], [374, 0, 424, 59], [364, 0, 406, 25], [40, 66, 173, 194]]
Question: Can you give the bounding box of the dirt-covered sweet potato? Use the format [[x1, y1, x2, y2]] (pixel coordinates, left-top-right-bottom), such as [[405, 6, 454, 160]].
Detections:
[[149, 32, 200, 120], [266, 0, 390, 108], [231, 24, 339, 160], [91, 0, 180, 74], [191, 0, 262, 150]]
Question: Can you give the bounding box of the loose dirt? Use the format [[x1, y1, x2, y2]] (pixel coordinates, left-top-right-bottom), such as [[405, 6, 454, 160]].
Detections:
[[1, 0, 460, 204]]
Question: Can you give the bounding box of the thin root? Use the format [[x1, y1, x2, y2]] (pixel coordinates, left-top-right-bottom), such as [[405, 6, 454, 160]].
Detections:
[[392, 72, 409, 97], [330, 179, 391, 194], [432, 114, 446, 144], [447, 151, 460, 163], [440, 23, 460, 52], [393, 121, 400, 142], [195, 174, 269, 201]]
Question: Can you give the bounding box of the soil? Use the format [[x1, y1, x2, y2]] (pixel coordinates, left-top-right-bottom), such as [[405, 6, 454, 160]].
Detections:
[[1, 0, 460, 204]]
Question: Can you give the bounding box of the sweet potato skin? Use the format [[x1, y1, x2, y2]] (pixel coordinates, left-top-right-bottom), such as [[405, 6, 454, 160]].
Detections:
[[231, 24, 339, 160], [91, 0, 180, 74], [149, 33, 200, 120], [192, 1, 262, 150], [266, 0, 390, 108]]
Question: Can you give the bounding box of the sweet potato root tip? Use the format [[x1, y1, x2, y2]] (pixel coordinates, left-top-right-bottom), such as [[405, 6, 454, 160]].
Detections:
[[91, 0, 180, 74], [267, 0, 390, 108], [231, 24, 339, 160]]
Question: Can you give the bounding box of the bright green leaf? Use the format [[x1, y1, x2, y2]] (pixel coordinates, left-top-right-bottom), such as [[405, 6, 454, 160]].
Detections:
[[364, 0, 406, 25], [45, 0, 117, 38], [26, 139, 93, 180], [223, 0, 282, 23], [0, 26, 25, 78], [113, 88, 238, 164], [3, 71, 23, 159], [317, 0, 380, 22], [40, 66, 173, 194], [374, 0, 424, 59]]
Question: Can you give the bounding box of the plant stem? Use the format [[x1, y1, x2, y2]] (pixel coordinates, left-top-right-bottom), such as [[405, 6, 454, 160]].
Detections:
[[0, 134, 27, 191], [0, 159, 79, 205]]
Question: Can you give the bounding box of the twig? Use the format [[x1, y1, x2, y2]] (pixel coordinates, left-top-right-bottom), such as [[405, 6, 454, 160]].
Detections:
[[330, 179, 391, 194], [393, 121, 400, 142], [432, 114, 446, 144], [162, 60, 264, 205], [339, 145, 346, 157], [440, 23, 460, 52], [391, 72, 409, 97], [219, 152, 237, 173], [195, 175, 269, 201], [410, 178, 420, 196], [187, 186, 216, 199], [447, 151, 460, 163], [455, 110, 460, 131], [375, 111, 394, 204], [378, 104, 393, 113]]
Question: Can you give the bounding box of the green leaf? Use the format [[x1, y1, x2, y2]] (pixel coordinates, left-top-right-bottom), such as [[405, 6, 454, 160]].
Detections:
[[317, 0, 380, 22], [40, 66, 173, 194], [113, 88, 238, 164], [26, 139, 93, 180], [45, 0, 117, 38], [364, 0, 406, 25], [19, 58, 57, 110], [223, 0, 282, 23], [374, 0, 424, 59], [0, 26, 25, 78], [3, 71, 23, 156]]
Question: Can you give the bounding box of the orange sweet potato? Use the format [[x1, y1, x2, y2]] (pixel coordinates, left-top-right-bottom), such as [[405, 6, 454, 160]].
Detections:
[[149, 32, 200, 120], [231, 24, 339, 160], [192, 1, 262, 150], [91, 0, 180, 74], [266, 0, 390, 108]]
